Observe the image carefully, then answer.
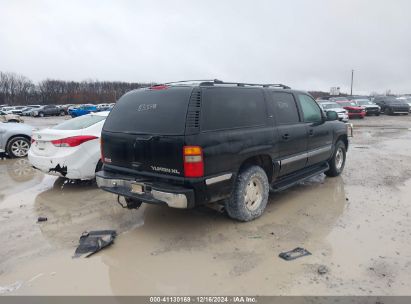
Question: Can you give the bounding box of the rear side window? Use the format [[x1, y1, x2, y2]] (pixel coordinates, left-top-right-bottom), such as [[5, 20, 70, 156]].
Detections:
[[270, 92, 300, 124], [103, 87, 192, 135], [53, 114, 106, 130], [201, 88, 267, 131]]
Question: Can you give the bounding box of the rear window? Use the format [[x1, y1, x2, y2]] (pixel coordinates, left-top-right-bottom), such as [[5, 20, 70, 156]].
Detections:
[[53, 114, 106, 130], [201, 88, 267, 131], [270, 92, 300, 124], [103, 87, 192, 135]]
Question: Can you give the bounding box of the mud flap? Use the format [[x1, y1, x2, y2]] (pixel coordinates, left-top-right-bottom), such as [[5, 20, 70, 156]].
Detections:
[[73, 230, 117, 258]]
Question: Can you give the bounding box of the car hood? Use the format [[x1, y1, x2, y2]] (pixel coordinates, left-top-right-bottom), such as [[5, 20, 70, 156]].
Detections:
[[325, 108, 346, 113], [342, 106, 362, 110], [0, 122, 33, 133]]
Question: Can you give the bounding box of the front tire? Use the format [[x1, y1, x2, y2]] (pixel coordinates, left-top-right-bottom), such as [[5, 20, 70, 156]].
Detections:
[[39, 112, 44, 117], [325, 141, 346, 177], [225, 166, 269, 222], [6, 137, 31, 158]]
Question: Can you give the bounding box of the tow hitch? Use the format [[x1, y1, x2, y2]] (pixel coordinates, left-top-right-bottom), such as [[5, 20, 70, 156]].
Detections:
[[117, 195, 143, 209]]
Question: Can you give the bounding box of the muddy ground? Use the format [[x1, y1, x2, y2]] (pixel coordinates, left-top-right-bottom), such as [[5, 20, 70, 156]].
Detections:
[[0, 115, 410, 295]]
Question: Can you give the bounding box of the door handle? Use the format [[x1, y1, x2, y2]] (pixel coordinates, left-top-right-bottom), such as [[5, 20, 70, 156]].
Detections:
[[282, 134, 290, 140], [308, 129, 314, 136]]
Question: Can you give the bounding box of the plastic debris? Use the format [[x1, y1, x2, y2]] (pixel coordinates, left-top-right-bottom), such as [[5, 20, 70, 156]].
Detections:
[[279, 247, 311, 261], [317, 265, 329, 275], [73, 230, 117, 258]]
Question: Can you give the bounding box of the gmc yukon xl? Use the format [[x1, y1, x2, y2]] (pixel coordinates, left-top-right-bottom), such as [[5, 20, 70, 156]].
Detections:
[[96, 80, 348, 221]]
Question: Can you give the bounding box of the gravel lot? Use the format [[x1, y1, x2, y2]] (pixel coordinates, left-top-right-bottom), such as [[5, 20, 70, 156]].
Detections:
[[0, 114, 410, 295]]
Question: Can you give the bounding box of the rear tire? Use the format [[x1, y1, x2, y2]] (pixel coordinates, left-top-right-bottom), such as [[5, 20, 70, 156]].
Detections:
[[384, 108, 392, 115], [225, 166, 269, 222], [376, 113, 380, 116], [325, 140, 346, 177], [6, 136, 31, 158], [60, 110, 65, 116]]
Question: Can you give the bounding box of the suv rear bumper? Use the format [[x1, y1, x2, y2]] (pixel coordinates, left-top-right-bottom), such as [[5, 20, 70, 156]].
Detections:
[[96, 170, 195, 209]]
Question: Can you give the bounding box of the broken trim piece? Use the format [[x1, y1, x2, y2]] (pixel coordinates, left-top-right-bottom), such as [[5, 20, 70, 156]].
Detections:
[[279, 247, 311, 261]]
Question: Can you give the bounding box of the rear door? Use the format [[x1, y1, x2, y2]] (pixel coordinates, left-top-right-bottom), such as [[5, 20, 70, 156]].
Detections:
[[296, 93, 333, 166], [269, 91, 307, 176], [101, 86, 193, 178]]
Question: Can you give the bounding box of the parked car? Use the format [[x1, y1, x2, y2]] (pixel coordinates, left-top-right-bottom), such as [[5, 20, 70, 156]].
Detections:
[[335, 100, 365, 119], [96, 80, 348, 221], [20, 105, 42, 116], [317, 101, 349, 122], [31, 105, 65, 117], [353, 99, 381, 116], [0, 106, 15, 114], [10, 106, 28, 115], [0, 122, 33, 157], [97, 103, 111, 111], [0, 110, 24, 123], [68, 105, 98, 118], [373, 96, 410, 115], [397, 97, 411, 112], [29, 112, 109, 180]]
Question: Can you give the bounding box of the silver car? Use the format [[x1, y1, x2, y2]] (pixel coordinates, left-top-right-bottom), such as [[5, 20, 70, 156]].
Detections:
[[0, 122, 33, 158], [318, 101, 349, 122]]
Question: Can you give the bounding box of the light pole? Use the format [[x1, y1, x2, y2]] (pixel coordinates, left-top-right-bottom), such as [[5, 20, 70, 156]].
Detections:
[[350, 69, 354, 96]]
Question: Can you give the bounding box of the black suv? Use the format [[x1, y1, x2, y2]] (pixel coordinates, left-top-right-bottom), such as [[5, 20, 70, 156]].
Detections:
[[96, 80, 348, 221], [373, 96, 410, 115]]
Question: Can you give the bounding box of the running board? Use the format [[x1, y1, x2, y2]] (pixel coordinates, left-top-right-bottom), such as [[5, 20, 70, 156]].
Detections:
[[270, 162, 329, 193]]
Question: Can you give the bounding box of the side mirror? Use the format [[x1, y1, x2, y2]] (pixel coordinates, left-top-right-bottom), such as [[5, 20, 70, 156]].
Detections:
[[326, 110, 339, 121]]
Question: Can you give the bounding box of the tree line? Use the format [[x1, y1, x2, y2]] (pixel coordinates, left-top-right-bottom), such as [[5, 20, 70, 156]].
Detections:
[[0, 71, 153, 106]]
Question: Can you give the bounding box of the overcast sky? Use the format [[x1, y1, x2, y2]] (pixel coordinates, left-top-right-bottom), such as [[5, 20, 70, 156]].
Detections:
[[1, 0, 410, 94]]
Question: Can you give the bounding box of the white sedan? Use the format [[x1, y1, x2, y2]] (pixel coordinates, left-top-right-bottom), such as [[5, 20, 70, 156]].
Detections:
[[28, 112, 108, 180]]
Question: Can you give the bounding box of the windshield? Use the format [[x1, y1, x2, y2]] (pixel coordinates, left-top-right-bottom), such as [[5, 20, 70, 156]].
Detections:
[[322, 103, 342, 109], [53, 114, 106, 130], [339, 102, 357, 107], [356, 100, 375, 106]]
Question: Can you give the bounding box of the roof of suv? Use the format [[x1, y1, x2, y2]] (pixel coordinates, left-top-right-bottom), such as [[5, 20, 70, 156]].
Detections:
[[150, 79, 292, 90]]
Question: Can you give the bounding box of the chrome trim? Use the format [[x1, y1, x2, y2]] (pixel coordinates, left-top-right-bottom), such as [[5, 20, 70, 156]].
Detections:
[[307, 145, 332, 157], [151, 190, 187, 208], [281, 153, 307, 165], [96, 176, 188, 209], [205, 173, 232, 185], [280, 145, 333, 165]]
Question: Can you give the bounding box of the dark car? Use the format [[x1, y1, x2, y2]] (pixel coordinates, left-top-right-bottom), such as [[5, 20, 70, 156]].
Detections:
[[353, 99, 381, 116], [373, 96, 410, 115], [31, 105, 65, 117], [96, 80, 349, 221]]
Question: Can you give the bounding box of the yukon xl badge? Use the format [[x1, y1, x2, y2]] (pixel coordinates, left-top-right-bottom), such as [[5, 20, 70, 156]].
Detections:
[[151, 166, 180, 175]]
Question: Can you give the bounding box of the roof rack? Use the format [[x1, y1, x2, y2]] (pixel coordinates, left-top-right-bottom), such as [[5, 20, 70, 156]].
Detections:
[[159, 79, 290, 89], [203, 80, 290, 89]]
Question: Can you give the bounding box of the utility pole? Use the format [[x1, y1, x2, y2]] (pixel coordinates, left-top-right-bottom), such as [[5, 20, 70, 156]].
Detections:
[[350, 69, 354, 96]]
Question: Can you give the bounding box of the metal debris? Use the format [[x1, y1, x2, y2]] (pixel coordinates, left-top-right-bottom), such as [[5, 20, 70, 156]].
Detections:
[[279, 247, 311, 261]]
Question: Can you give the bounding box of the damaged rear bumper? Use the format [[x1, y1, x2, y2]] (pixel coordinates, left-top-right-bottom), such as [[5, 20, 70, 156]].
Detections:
[[96, 170, 195, 209]]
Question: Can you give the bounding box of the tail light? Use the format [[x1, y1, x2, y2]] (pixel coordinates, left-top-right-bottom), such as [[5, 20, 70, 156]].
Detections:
[[149, 85, 169, 90], [183, 146, 204, 178], [51, 135, 98, 147], [100, 137, 104, 162], [31, 137, 35, 144]]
